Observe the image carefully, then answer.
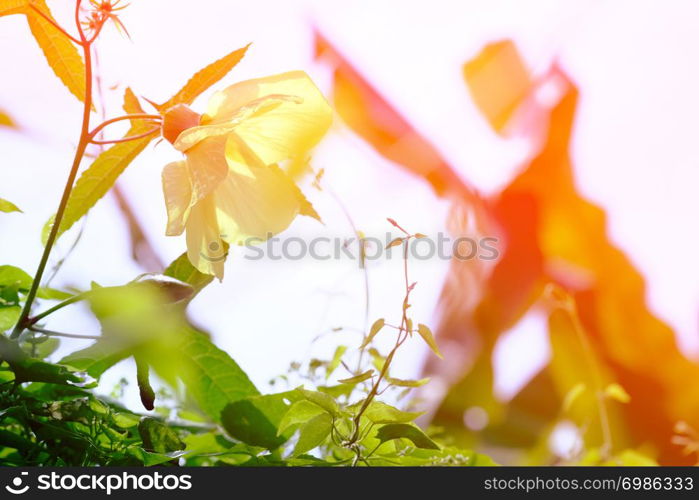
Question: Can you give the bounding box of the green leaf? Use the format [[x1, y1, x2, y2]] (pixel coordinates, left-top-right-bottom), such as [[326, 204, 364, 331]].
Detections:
[[176, 328, 259, 421], [417, 323, 443, 359], [221, 391, 299, 449], [36, 287, 74, 301], [356, 401, 423, 424], [295, 387, 340, 417], [316, 384, 355, 398], [375, 423, 440, 450], [0, 197, 21, 213], [60, 339, 132, 378], [65, 282, 258, 419], [338, 369, 374, 385], [278, 400, 326, 436], [0, 305, 21, 331], [293, 413, 332, 456], [45, 88, 154, 244], [163, 252, 213, 296], [22, 336, 60, 359], [159, 44, 250, 111], [326, 345, 347, 379], [360, 318, 385, 349], [138, 417, 185, 454], [0, 265, 32, 289], [385, 376, 430, 388], [13, 358, 85, 386]]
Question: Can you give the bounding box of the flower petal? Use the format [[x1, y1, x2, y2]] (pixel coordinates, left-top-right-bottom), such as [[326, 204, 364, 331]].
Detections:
[[205, 71, 332, 165], [185, 136, 229, 204], [176, 95, 302, 152], [162, 161, 193, 236], [185, 195, 225, 280], [212, 150, 304, 245]]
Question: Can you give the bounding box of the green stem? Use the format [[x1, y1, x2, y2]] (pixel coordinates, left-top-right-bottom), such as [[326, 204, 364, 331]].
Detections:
[[27, 292, 88, 326], [11, 0, 92, 339]]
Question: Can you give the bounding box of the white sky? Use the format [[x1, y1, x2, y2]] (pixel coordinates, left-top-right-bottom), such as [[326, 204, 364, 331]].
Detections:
[[1, 0, 698, 410]]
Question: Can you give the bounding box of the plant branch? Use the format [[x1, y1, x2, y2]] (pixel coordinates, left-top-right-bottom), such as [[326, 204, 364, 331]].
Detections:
[[29, 326, 100, 340], [27, 292, 89, 326], [89, 126, 160, 145], [87, 114, 161, 142]]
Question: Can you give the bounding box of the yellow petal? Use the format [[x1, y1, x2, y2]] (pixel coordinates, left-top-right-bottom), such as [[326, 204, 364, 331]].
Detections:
[[162, 161, 193, 236], [211, 140, 303, 244], [185, 195, 225, 280], [205, 71, 332, 165], [175, 95, 301, 152], [185, 136, 229, 204]]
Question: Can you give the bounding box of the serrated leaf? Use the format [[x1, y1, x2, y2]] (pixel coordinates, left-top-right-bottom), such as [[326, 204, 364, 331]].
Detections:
[[45, 88, 154, 244], [386, 376, 430, 388], [360, 318, 385, 349], [338, 369, 374, 385], [278, 400, 326, 436], [159, 44, 250, 111], [176, 328, 259, 421], [26, 0, 87, 103], [293, 412, 332, 456], [0, 197, 22, 213], [417, 323, 443, 359], [325, 345, 347, 379], [375, 423, 440, 450]]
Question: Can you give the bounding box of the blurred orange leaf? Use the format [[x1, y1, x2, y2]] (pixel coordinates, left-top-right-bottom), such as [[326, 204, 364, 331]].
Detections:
[[463, 40, 532, 134], [315, 30, 473, 199]]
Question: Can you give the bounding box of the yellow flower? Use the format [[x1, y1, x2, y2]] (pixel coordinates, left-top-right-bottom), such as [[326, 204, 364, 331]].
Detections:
[[161, 71, 332, 279]]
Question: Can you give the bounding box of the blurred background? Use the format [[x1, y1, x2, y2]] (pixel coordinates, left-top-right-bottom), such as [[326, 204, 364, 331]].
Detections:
[[1, 0, 698, 464]]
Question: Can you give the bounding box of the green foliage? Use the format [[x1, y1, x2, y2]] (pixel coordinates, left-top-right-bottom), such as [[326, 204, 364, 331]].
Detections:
[[375, 423, 440, 450], [0, 198, 21, 213]]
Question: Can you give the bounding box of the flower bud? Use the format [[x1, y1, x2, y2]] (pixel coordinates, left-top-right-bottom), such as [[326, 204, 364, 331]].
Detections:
[[161, 104, 202, 144]]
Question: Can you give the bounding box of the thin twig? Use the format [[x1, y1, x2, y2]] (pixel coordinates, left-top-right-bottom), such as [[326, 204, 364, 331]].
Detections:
[[89, 126, 159, 145], [29, 326, 100, 340]]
